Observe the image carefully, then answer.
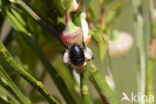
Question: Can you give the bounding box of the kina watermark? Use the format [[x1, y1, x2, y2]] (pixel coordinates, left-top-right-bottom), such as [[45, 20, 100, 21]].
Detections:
[[121, 92, 154, 103]]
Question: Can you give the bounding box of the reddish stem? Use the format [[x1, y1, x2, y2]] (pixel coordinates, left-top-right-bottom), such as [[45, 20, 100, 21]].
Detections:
[[66, 12, 70, 24]]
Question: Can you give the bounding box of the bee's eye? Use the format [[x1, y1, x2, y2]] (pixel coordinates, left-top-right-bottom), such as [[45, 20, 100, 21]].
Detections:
[[69, 44, 85, 66]]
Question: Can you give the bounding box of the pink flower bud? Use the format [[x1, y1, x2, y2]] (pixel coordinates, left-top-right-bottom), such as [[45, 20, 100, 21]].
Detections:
[[61, 12, 83, 46]]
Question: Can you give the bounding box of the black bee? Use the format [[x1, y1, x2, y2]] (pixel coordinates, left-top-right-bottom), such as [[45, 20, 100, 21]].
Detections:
[[63, 42, 93, 73]]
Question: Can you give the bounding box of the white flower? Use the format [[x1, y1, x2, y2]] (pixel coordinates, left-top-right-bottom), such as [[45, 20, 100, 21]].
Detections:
[[80, 12, 89, 42]]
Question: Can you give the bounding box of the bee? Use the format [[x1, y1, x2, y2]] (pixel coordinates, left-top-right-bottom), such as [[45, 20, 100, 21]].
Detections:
[[63, 42, 93, 73], [62, 12, 93, 73]]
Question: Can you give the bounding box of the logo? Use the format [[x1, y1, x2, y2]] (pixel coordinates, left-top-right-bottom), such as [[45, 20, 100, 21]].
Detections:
[[121, 92, 154, 103]]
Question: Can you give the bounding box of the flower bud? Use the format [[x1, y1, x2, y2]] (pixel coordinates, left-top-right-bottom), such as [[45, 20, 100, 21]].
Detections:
[[61, 12, 83, 46], [109, 30, 133, 57]]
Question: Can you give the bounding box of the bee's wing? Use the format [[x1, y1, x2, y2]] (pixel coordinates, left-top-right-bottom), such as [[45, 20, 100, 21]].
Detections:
[[63, 50, 70, 64]]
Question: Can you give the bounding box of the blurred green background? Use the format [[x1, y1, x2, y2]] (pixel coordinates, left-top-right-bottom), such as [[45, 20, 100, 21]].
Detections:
[[88, 0, 155, 104]]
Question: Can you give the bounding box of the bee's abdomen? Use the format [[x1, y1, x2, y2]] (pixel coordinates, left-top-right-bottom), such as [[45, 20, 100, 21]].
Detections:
[[70, 44, 85, 66]]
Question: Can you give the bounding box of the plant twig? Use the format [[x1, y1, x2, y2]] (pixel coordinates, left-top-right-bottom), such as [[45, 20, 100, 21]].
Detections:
[[30, 69, 47, 95], [0, 1, 76, 103], [9, 0, 61, 39], [0, 97, 10, 104], [80, 71, 92, 104], [7, 0, 66, 47], [88, 62, 119, 104], [0, 42, 59, 104], [18, 33, 76, 104], [132, 1, 147, 104], [0, 65, 31, 104], [0, 85, 20, 104], [147, 0, 156, 101]]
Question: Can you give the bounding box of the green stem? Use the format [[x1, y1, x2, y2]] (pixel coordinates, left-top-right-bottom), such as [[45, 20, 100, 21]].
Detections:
[[0, 97, 10, 104], [0, 42, 59, 104], [30, 69, 47, 95], [18, 33, 76, 104], [0, 85, 20, 104], [0, 65, 31, 104], [132, 1, 147, 104], [9, 0, 62, 41], [146, 1, 156, 103], [80, 71, 92, 104], [88, 62, 119, 104], [0, 1, 76, 103]]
